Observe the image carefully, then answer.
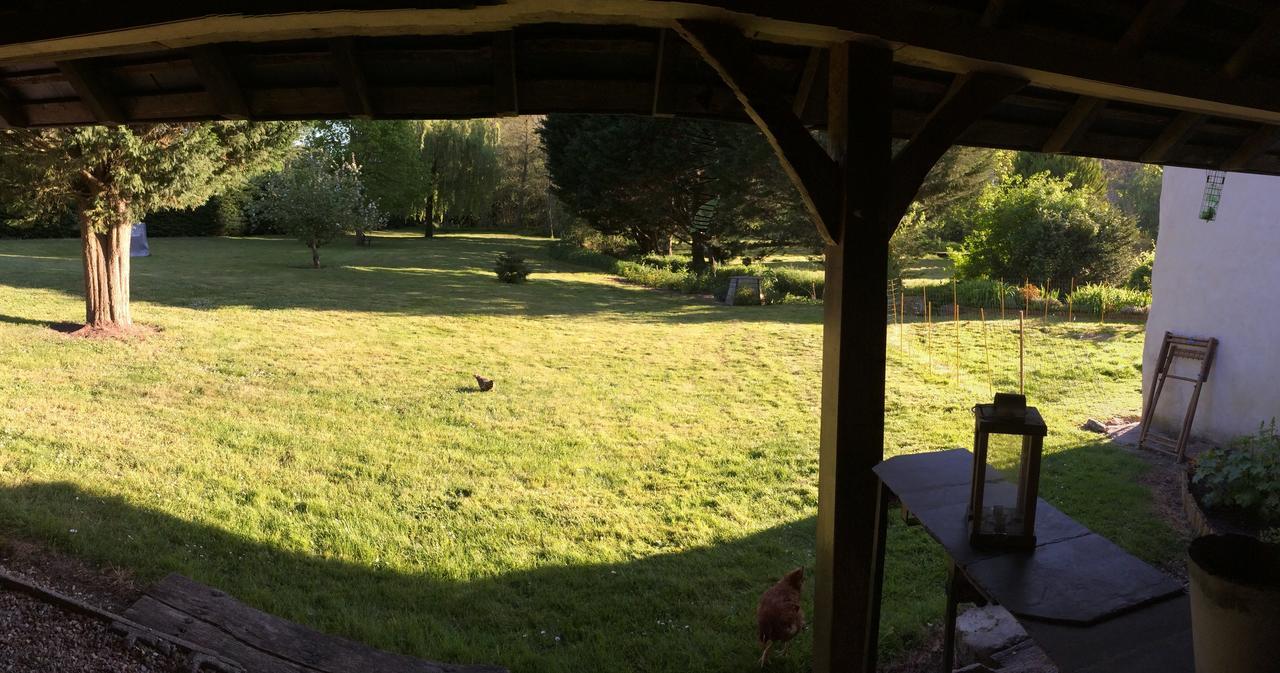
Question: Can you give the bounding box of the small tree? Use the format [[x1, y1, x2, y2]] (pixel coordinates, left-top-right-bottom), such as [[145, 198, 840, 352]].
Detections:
[[0, 122, 300, 332], [494, 251, 532, 283], [250, 153, 384, 267]]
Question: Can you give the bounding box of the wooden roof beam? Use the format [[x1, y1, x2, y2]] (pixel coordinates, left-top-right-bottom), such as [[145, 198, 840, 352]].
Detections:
[[1114, 0, 1189, 53], [1043, 0, 1187, 153], [1042, 96, 1105, 154], [675, 19, 840, 244], [5, 3, 1280, 126], [1141, 110, 1201, 163], [329, 37, 373, 119], [56, 58, 125, 124], [979, 0, 1018, 28], [491, 31, 518, 117], [189, 44, 250, 120], [1221, 124, 1280, 172], [0, 85, 27, 127], [889, 71, 1026, 228], [651, 28, 678, 117], [792, 46, 821, 118], [1222, 6, 1280, 79], [1145, 7, 1276, 166]]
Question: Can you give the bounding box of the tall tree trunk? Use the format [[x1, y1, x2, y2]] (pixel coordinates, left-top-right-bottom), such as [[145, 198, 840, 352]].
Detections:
[[309, 241, 320, 268], [690, 231, 710, 274], [424, 189, 435, 238], [79, 211, 132, 329], [425, 160, 438, 238], [515, 119, 531, 229]]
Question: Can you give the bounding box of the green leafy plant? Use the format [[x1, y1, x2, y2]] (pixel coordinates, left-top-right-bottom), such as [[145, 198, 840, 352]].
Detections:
[[1194, 419, 1280, 523], [1128, 248, 1155, 291], [494, 251, 532, 283]]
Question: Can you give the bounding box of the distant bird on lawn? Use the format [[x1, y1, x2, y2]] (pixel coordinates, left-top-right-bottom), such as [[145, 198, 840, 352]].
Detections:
[[757, 567, 805, 667], [474, 374, 494, 392]]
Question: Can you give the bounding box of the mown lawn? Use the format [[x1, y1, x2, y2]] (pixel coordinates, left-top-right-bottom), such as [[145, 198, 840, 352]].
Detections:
[[0, 231, 1178, 672]]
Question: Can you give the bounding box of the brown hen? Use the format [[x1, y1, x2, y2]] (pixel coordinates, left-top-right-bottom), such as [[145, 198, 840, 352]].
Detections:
[[756, 567, 805, 666]]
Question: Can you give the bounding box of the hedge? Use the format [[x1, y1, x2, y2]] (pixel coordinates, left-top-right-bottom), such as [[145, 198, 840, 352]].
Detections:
[[548, 242, 824, 304], [910, 277, 1148, 315]]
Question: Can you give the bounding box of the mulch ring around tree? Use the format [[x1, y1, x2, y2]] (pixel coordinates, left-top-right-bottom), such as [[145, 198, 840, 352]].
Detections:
[[55, 323, 162, 340], [0, 539, 190, 673]]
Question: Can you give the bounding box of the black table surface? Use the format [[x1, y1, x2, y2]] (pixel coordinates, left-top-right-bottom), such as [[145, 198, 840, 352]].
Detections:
[[874, 448, 1193, 673]]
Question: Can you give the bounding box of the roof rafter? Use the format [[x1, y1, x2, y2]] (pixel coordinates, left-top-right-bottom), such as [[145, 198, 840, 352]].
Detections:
[[1221, 124, 1280, 172], [674, 19, 840, 244], [491, 31, 518, 117], [889, 71, 1026, 228], [979, 0, 1018, 28], [56, 58, 125, 124], [1143, 5, 1280, 167], [1043, 0, 1187, 154], [792, 46, 821, 118], [0, 84, 27, 127], [1222, 6, 1280, 79], [651, 28, 678, 117], [329, 37, 373, 119], [189, 44, 250, 120]]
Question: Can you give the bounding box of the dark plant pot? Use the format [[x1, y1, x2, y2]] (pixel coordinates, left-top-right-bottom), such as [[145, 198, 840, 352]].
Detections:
[[1188, 534, 1280, 672]]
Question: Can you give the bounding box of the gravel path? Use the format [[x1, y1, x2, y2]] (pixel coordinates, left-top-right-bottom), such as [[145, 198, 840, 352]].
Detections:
[[0, 539, 190, 673], [0, 589, 188, 673]]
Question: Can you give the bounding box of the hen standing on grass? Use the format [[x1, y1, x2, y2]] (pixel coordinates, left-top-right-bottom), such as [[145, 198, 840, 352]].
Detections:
[[756, 567, 805, 667]]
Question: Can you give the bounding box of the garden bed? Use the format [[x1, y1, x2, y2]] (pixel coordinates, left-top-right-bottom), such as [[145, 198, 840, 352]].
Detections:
[[1182, 471, 1265, 539]]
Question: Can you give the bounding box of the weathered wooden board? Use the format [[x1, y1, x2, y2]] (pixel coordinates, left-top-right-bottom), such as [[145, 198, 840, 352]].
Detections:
[[126, 574, 507, 673], [125, 595, 308, 673]]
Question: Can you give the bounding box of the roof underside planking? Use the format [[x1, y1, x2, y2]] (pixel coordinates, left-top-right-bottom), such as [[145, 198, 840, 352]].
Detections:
[[0, 1, 1278, 174]]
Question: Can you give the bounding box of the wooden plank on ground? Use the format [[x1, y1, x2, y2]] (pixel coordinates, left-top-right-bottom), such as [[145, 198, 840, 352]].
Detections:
[[124, 595, 305, 673], [137, 574, 507, 673]]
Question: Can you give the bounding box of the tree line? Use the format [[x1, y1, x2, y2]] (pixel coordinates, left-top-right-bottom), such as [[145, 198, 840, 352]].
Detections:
[[0, 115, 1160, 333], [540, 116, 1160, 294]]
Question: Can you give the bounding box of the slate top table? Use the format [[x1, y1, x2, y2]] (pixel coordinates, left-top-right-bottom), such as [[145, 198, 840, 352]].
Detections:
[[874, 449, 1193, 673]]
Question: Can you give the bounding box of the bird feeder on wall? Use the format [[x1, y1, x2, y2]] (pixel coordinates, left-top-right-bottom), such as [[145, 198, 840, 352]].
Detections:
[[969, 393, 1048, 550]]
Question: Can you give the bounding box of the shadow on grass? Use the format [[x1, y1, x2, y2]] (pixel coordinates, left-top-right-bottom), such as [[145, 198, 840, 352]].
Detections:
[[0, 233, 821, 326], [0, 481, 821, 673], [0, 313, 82, 333]]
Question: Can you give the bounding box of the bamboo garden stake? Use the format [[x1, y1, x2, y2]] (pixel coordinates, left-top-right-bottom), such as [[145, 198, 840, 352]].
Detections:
[[1019, 310, 1026, 394], [927, 301, 933, 372], [1000, 278, 1006, 320], [953, 278, 960, 385], [1043, 279, 1050, 322], [981, 307, 992, 395], [900, 291, 906, 352], [1068, 277, 1076, 322]]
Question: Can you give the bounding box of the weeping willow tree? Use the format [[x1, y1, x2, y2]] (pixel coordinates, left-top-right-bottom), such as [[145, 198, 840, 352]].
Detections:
[[0, 122, 300, 333], [419, 120, 501, 235]]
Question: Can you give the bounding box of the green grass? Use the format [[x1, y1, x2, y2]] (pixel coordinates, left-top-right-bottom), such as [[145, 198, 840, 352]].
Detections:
[[0, 231, 1179, 672]]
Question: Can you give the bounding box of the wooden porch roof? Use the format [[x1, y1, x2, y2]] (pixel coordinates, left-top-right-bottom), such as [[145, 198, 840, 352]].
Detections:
[[0, 1, 1278, 174]]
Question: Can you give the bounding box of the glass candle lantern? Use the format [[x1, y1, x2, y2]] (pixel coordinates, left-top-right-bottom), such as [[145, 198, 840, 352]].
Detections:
[[969, 393, 1048, 550]]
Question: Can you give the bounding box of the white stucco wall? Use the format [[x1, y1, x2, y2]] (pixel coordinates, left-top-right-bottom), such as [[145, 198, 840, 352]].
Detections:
[[1142, 167, 1280, 444]]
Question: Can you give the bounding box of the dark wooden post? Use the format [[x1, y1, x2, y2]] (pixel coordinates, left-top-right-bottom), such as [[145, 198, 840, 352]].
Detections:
[[812, 40, 894, 673]]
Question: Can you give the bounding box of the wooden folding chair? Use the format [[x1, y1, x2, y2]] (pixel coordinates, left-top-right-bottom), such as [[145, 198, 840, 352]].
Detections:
[[1138, 332, 1218, 462]]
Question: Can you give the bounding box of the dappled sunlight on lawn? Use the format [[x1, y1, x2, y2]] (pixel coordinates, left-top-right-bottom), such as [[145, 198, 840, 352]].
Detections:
[[0, 231, 1174, 673]]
